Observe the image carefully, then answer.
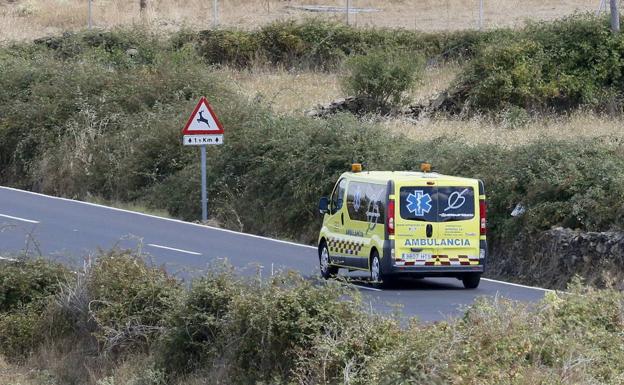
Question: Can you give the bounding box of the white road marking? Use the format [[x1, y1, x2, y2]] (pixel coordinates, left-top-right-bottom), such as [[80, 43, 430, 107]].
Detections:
[[482, 278, 555, 293], [147, 243, 202, 256], [0, 186, 552, 293], [352, 284, 383, 292], [0, 186, 315, 250], [0, 213, 40, 224]]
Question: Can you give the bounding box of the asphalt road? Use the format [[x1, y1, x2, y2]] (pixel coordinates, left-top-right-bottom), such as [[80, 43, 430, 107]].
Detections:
[[0, 186, 548, 322]]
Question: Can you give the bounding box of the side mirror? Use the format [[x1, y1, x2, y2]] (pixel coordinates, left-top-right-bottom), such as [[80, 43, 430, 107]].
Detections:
[[319, 197, 329, 214]]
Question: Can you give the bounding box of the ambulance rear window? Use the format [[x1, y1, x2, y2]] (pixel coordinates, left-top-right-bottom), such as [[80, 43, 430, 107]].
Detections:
[[399, 186, 475, 222]]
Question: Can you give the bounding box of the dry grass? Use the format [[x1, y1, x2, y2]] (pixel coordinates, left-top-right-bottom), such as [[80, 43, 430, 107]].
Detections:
[[383, 112, 624, 146], [216, 67, 342, 114], [1, 0, 600, 42], [411, 62, 462, 103], [220, 63, 624, 146], [0, 356, 46, 385], [216, 62, 460, 114]]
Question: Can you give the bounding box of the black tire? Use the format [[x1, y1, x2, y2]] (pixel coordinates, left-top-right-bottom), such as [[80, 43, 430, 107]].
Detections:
[[370, 250, 387, 288], [319, 242, 338, 279], [462, 273, 481, 289]]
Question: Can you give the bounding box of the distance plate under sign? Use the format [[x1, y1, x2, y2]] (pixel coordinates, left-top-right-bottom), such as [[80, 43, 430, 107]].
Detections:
[[184, 134, 223, 146], [184, 135, 223, 146]]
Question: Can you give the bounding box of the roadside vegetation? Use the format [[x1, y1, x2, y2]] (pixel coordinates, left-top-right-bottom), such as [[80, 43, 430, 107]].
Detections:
[[3, 11, 624, 384], [2, 254, 624, 385], [3, 16, 624, 288]]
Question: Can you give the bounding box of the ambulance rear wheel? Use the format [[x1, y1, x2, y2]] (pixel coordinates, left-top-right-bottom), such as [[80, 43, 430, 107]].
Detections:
[[319, 243, 338, 279], [370, 250, 386, 287], [462, 273, 481, 289]]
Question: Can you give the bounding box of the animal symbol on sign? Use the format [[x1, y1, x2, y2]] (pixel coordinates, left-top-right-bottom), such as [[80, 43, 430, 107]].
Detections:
[[444, 188, 469, 212], [197, 111, 211, 128]]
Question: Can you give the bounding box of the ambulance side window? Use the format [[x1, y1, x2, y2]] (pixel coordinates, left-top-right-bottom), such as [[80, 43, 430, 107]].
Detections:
[[347, 182, 386, 223], [330, 178, 347, 214]]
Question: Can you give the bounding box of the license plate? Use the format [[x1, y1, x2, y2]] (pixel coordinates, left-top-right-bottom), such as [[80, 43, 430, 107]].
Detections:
[[402, 253, 432, 262]]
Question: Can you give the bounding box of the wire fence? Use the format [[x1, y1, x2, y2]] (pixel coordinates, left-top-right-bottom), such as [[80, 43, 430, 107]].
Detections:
[[88, 0, 620, 31], [1, 0, 616, 40]]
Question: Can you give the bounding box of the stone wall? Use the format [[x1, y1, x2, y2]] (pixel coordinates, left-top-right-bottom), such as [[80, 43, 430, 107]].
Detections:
[[490, 227, 624, 290]]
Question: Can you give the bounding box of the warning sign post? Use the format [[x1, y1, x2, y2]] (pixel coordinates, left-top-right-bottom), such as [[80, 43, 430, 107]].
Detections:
[[181, 97, 224, 221]]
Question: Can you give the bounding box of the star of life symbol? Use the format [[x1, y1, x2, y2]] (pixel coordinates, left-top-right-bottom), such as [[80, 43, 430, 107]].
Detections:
[[406, 190, 432, 216]]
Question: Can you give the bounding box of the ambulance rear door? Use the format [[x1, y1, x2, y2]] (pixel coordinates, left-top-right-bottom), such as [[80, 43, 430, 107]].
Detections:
[[436, 181, 481, 267], [395, 181, 438, 265]]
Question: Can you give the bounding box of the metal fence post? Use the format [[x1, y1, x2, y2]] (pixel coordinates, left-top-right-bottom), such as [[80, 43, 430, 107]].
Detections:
[[478, 0, 484, 31], [346, 0, 351, 25], [88, 0, 92, 29], [597, 0, 607, 15], [611, 0, 620, 33], [213, 0, 219, 28]]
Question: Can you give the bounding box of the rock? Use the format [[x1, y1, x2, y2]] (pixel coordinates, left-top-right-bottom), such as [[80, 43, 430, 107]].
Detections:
[[491, 227, 624, 290], [306, 96, 387, 117], [126, 48, 139, 57]]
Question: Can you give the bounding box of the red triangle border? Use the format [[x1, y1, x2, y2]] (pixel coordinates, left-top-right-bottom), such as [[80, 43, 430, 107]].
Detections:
[[181, 96, 225, 135]]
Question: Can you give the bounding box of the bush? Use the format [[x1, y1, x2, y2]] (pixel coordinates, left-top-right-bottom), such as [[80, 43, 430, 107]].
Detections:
[[450, 14, 624, 113], [161, 268, 367, 382], [186, 19, 498, 70], [4, 27, 624, 248], [0, 27, 238, 201], [0, 259, 70, 360], [86, 251, 183, 353], [0, 259, 71, 312], [5, 24, 624, 292], [3, 255, 624, 384], [0, 303, 44, 359], [341, 49, 424, 111]]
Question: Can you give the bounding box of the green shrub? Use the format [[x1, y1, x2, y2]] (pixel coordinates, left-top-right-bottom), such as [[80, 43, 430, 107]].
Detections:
[[0, 303, 44, 359], [0, 28, 238, 201], [0, 259, 71, 313], [195, 29, 260, 67], [452, 14, 624, 113], [86, 251, 183, 352], [161, 267, 366, 382], [187, 19, 496, 70], [0, 259, 71, 361], [3, 254, 624, 384], [4, 26, 624, 247], [4, 24, 624, 293], [341, 49, 423, 111]]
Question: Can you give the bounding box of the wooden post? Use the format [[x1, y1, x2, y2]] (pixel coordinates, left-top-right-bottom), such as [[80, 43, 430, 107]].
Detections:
[[611, 0, 620, 33]]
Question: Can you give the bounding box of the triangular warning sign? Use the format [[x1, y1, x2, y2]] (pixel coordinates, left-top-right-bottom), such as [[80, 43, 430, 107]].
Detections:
[[182, 97, 224, 135]]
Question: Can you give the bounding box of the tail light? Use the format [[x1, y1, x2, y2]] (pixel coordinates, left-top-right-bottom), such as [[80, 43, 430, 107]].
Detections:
[[479, 199, 487, 235], [387, 199, 395, 235]]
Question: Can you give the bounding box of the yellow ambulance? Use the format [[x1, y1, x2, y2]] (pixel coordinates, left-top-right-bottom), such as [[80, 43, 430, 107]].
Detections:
[[317, 164, 487, 289]]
